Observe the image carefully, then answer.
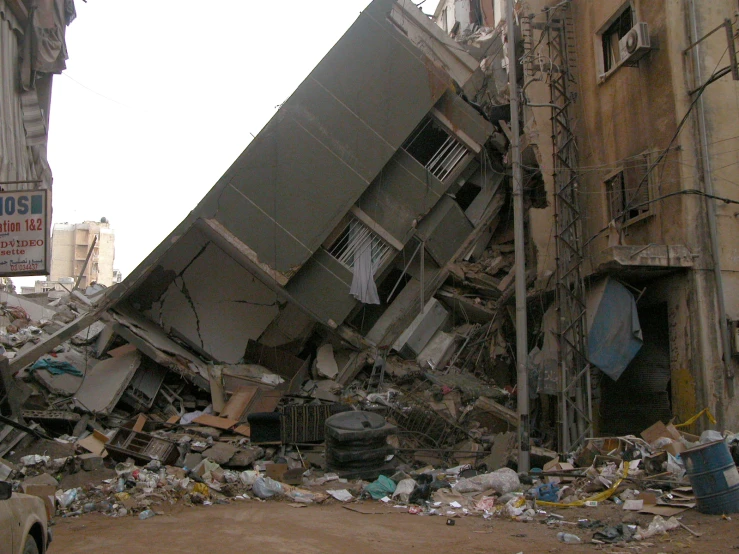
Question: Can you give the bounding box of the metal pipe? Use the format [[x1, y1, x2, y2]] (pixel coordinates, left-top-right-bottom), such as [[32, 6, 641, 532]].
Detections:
[[73, 235, 98, 292], [507, 0, 530, 473], [686, 0, 734, 389]]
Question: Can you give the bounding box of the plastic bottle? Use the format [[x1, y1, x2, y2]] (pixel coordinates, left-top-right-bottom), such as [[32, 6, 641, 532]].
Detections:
[[138, 509, 156, 520], [557, 532, 582, 544]]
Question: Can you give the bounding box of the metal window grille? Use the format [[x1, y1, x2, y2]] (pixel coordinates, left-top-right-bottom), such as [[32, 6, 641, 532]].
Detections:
[[426, 136, 468, 181], [404, 118, 469, 182], [327, 217, 393, 273]]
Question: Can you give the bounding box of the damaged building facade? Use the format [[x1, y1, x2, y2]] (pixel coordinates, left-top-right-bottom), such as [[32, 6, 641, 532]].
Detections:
[[85, 1, 510, 392], [0, 0, 74, 200], [4, 0, 739, 467], [433, 0, 739, 445]]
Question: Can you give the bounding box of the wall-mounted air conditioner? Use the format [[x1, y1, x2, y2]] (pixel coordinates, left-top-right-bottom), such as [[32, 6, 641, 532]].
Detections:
[[619, 22, 652, 66]]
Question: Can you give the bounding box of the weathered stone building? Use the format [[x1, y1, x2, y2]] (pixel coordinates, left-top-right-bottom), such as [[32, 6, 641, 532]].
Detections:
[[434, 0, 739, 439]]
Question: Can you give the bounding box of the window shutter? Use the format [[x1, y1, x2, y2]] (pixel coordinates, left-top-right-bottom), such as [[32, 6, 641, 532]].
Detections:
[[623, 156, 650, 218], [607, 172, 625, 221]]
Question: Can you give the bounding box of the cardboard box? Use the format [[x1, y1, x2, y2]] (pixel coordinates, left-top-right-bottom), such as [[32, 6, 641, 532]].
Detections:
[[21, 484, 56, 517], [265, 463, 289, 482], [543, 461, 576, 483], [664, 441, 686, 457], [641, 421, 681, 445]]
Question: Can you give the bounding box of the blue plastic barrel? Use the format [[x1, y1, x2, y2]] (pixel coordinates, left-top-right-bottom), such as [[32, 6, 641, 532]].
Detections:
[[681, 440, 739, 515]]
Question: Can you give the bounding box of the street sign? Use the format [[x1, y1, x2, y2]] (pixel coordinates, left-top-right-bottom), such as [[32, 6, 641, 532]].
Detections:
[[0, 190, 49, 276]]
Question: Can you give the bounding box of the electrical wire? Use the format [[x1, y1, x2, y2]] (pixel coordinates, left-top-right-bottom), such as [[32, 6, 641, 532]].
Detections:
[[622, 58, 733, 214], [583, 188, 739, 248]]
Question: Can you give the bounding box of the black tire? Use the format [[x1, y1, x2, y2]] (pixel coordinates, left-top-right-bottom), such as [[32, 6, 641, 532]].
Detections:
[[325, 436, 388, 449], [326, 445, 390, 463], [23, 535, 40, 554]]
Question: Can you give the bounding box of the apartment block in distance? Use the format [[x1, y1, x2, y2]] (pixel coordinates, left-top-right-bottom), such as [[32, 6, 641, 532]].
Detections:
[[50, 219, 115, 288]]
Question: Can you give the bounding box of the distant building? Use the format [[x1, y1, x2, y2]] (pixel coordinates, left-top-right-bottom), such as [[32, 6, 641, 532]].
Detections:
[[113, 269, 123, 284], [20, 277, 74, 295], [50, 219, 116, 288]]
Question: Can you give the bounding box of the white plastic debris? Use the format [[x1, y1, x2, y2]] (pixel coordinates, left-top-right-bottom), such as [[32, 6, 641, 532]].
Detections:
[[20, 455, 49, 466], [327, 489, 354, 502], [700, 430, 723, 444], [469, 467, 521, 494], [239, 470, 259, 486], [634, 515, 680, 540], [252, 476, 284, 499], [56, 488, 78, 508], [391, 479, 417, 503]]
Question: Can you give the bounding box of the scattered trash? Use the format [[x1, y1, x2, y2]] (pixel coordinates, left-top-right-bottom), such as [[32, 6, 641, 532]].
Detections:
[[556, 532, 581, 544]]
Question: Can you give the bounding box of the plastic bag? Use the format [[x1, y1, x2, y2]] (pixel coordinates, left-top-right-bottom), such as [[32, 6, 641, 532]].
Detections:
[[56, 488, 78, 508], [392, 478, 417, 503], [453, 477, 484, 493], [252, 476, 284, 499], [475, 496, 496, 512], [239, 470, 259, 486], [286, 489, 315, 504], [634, 515, 680, 540], [20, 455, 49, 466], [364, 475, 396, 500], [469, 467, 520, 494], [666, 453, 685, 480], [700, 430, 723, 444], [504, 495, 527, 517]]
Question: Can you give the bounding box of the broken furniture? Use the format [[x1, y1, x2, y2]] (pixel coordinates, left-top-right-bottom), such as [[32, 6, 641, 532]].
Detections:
[[105, 428, 179, 466]]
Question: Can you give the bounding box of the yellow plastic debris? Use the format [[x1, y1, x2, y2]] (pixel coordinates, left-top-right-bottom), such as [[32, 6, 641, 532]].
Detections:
[[674, 408, 717, 428], [192, 482, 210, 497], [537, 461, 630, 508]]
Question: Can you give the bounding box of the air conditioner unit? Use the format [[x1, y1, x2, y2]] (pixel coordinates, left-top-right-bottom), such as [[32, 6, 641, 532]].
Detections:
[[619, 22, 652, 66]]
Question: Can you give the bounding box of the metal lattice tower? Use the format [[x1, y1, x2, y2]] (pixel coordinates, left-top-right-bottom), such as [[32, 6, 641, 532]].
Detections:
[[545, 5, 592, 452]]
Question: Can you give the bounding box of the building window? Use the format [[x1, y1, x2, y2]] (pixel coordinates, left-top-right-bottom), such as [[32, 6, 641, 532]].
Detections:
[[403, 117, 469, 182], [604, 151, 656, 225], [327, 217, 393, 273], [597, 4, 634, 74]]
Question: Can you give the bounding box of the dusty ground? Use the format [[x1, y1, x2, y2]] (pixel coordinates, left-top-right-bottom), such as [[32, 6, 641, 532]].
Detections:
[[49, 500, 739, 553]]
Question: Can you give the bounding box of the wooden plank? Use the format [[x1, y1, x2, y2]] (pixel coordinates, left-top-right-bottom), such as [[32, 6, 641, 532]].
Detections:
[[474, 396, 518, 427], [249, 389, 283, 414], [108, 344, 137, 358], [221, 387, 258, 420], [192, 413, 239, 430], [233, 424, 251, 437], [132, 414, 147, 432]]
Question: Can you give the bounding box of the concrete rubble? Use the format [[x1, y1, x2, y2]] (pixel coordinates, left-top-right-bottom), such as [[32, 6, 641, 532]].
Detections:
[[0, 278, 734, 545]]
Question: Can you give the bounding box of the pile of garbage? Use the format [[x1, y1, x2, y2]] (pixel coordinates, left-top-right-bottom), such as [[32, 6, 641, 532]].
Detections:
[[0, 269, 734, 548]]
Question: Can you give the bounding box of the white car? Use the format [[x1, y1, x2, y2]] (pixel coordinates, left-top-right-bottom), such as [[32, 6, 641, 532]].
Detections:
[[0, 481, 49, 554]]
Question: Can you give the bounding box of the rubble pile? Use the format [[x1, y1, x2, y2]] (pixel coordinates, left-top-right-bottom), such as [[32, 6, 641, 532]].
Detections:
[[0, 282, 734, 545]]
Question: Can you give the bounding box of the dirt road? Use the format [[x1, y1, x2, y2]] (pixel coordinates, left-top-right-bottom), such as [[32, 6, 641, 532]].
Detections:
[[48, 500, 739, 553]]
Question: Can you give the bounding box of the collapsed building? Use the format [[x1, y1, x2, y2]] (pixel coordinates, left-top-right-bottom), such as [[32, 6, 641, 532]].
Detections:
[[1, 0, 739, 482], [0, 0, 530, 466]]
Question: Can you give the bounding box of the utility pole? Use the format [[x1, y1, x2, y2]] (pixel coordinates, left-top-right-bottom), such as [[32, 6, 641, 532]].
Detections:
[[506, 0, 530, 472]]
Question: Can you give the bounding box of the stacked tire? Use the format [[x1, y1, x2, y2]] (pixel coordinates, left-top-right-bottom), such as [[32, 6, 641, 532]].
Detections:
[[325, 411, 395, 476]]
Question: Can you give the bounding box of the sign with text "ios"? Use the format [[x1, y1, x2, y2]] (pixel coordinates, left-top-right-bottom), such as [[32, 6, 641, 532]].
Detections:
[[0, 190, 49, 276]]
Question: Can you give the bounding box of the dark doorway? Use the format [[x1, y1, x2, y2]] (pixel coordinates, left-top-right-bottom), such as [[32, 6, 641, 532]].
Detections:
[[348, 267, 412, 336], [600, 302, 671, 436]]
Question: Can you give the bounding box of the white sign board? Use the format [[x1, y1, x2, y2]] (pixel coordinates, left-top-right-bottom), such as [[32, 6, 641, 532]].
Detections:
[[0, 190, 49, 276]]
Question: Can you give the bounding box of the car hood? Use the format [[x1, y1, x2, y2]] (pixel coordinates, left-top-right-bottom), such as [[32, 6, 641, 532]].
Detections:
[[7, 492, 47, 519]]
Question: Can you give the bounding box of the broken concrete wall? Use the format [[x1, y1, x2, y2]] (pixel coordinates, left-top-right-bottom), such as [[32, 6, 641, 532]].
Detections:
[[127, 227, 279, 364]]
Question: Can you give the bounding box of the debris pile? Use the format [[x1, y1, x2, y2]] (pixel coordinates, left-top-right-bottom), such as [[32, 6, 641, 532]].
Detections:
[[0, 277, 735, 546]]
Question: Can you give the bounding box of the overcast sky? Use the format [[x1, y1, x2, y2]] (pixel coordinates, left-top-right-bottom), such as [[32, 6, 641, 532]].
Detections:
[[15, 0, 440, 289]]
